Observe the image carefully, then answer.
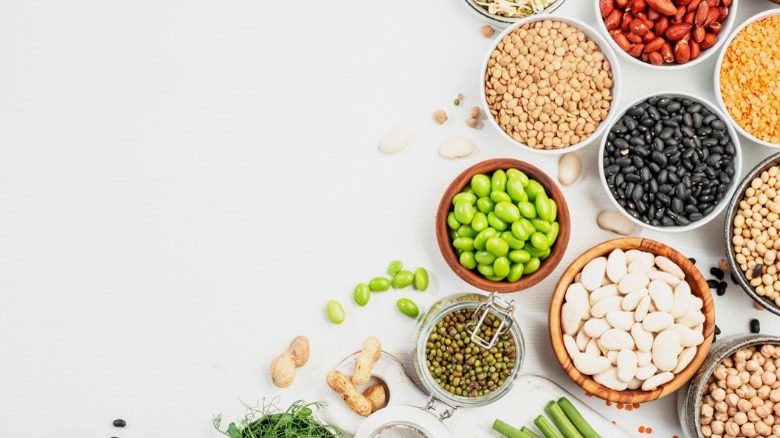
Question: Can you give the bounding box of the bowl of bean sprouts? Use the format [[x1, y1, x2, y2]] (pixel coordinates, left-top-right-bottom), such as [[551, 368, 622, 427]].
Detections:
[[462, 0, 567, 28]]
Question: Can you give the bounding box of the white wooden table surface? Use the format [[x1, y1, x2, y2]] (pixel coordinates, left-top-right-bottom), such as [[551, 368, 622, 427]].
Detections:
[[0, 0, 778, 437]]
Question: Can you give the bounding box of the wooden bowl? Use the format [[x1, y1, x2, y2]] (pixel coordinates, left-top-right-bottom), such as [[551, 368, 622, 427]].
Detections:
[[548, 237, 715, 403], [435, 158, 570, 293]]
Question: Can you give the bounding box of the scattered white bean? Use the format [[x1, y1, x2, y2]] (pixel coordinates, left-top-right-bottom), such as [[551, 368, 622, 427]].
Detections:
[[379, 127, 411, 154], [439, 136, 475, 158], [558, 152, 582, 186], [597, 210, 636, 236]]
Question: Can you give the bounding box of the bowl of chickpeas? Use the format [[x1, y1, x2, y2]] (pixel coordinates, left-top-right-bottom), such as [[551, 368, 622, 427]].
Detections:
[[724, 152, 780, 317], [677, 334, 780, 438]]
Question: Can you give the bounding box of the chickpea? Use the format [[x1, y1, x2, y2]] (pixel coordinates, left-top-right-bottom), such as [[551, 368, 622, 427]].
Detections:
[[702, 403, 715, 417], [741, 422, 758, 437], [711, 420, 725, 435], [713, 387, 727, 401], [725, 421, 740, 437], [754, 421, 772, 436]]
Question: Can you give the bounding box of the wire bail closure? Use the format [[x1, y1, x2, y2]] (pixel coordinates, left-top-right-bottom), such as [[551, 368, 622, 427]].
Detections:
[[465, 292, 515, 349], [424, 395, 457, 421]]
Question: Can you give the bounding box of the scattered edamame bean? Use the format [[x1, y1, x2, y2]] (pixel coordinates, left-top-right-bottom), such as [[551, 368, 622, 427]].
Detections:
[[354, 283, 370, 307], [387, 260, 403, 276], [391, 270, 415, 289], [396, 298, 419, 318], [369, 276, 391, 292], [414, 267, 429, 291], [326, 300, 345, 324]]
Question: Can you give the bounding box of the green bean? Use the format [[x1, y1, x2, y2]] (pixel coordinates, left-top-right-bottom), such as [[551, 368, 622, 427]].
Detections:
[[453, 237, 475, 252], [387, 260, 403, 276], [471, 174, 491, 198], [493, 256, 510, 278], [491, 169, 507, 192], [486, 236, 509, 257], [524, 257, 541, 275], [500, 231, 526, 250], [414, 267, 429, 291], [353, 283, 370, 307], [518, 201, 537, 219], [507, 262, 524, 282], [506, 168, 529, 187], [452, 192, 476, 206], [457, 225, 477, 239], [391, 270, 415, 289], [490, 190, 512, 204], [531, 218, 551, 233], [506, 178, 528, 202], [460, 251, 477, 269], [525, 180, 545, 202], [508, 249, 531, 264], [326, 300, 345, 324], [477, 263, 495, 277], [533, 415, 564, 438], [492, 419, 530, 438], [368, 276, 391, 292], [546, 222, 559, 245], [474, 227, 497, 251], [477, 197, 495, 214], [475, 250, 497, 265], [396, 298, 419, 318], [536, 192, 552, 222], [545, 401, 584, 438], [447, 212, 461, 230], [494, 201, 520, 223], [530, 232, 550, 251], [557, 397, 602, 438], [454, 201, 475, 225], [521, 426, 542, 438], [471, 212, 488, 232], [487, 211, 508, 231]]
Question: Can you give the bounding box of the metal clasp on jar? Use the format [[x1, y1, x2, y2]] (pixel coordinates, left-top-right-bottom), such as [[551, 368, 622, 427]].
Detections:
[[423, 395, 457, 421], [465, 292, 515, 349]]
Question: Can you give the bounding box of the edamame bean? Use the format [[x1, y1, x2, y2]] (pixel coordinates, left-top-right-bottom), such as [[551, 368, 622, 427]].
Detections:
[[506, 178, 527, 202], [387, 260, 403, 276], [539, 248, 551, 260], [525, 180, 545, 201], [447, 212, 461, 230], [546, 222, 559, 245], [456, 225, 477, 239], [485, 236, 509, 257], [523, 243, 548, 258], [487, 212, 508, 231], [500, 231, 525, 250], [493, 256, 510, 278], [518, 201, 537, 219], [452, 192, 476, 206], [353, 283, 370, 307], [535, 192, 552, 222], [476, 197, 495, 214], [477, 263, 495, 277], [530, 232, 550, 251], [524, 257, 541, 275], [454, 201, 474, 225], [414, 267, 429, 291], [548, 198, 558, 222], [485, 275, 505, 281], [506, 168, 529, 187], [453, 237, 475, 252], [391, 270, 415, 289], [475, 250, 497, 265], [460, 251, 477, 269], [511, 220, 531, 241], [474, 227, 497, 251], [326, 300, 345, 324], [494, 202, 520, 223], [471, 212, 488, 232], [449, 230, 458, 240], [471, 174, 491, 198], [491, 169, 507, 192], [507, 263, 524, 282], [490, 190, 512, 204], [369, 277, 391, 292], [530, 218, 551, 233], [396, 298, 419, 318], [508, 249, 531, 264]]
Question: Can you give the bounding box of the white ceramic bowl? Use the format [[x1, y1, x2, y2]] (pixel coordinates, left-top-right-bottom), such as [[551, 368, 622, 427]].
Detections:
[[462, 0, 567, 28], [480, 15, 622, 155], [598, 91, 743, 233], [593, 0, 739, 71], [714, 9, 780, 148]]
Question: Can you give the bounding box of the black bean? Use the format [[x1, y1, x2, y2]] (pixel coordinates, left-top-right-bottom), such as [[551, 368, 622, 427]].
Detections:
[[688, 212, 703, 221], [657, 193, 671, 205], [613, 124, 628, 134], [730, 272, 739, 285], [614, 137, 630, 150], [753, 264, 763, 278], [715, 325, 721, 335], [711, 120, 727, 131], [688, 257, 696, 264], [716, 282, 727, 296], [707, 279, 720, 289], [688, 103, 702, 113], [710, 267, 724, 279], [648, 106, 661, 120], [615, 157, 631, 167], [750, 319, 760, 333], [625, 173, 642, 183], [693, 113, 703, 128], [604, 164, 620, 174], [113, 419, 127, 428]]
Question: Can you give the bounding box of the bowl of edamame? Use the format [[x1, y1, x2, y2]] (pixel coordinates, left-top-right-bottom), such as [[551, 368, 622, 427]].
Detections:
[[436, 158, 570, 293]]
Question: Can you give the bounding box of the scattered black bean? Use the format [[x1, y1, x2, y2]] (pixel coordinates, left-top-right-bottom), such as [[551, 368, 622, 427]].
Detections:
[[750, 319, 761, 334], [716, 282, 727, 296], [730, 272, 739, 285], [602, 96, 735, 227], [707, 279, 720, 289], [715, 325, 721, 335], [753, 264, 763, 279], [710, 267, 724, 279], [688, 257, 696, 265], [113, 419, 126, 428]]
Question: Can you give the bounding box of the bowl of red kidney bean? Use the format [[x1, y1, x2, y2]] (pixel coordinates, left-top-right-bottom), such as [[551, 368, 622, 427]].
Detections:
[[599, 91, 742, 232], [595, 0, 737, 69]]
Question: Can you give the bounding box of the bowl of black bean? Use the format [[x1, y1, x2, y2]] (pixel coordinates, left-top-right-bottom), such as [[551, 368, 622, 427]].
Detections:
[[599, 92, 742, 232]]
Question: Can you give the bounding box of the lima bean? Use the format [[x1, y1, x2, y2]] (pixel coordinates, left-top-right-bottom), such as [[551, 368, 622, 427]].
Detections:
[[452, 192, 476, 206], [454, 201, 474, 225], [369, 276, 391, 292], [456, 225, 477, 239], [474, 227, 497, 251], [485, 236, 509, 257], [506, 168, 529, 187], [507, 263, 524, 282], [453, 237, 475, 252], [476, 197, 495, 214], [518, 201, 537, 219], [447, 212, 461, 230], [475, 250, 497, 265], [391, 270, 415, 289], [490, 190, 512, 204], [487, 212, 508, 231], [493, 256, 510, 278], [353, 283, 370, 307], [414, 267, 429, 291], [491, 169, 507, 192], [460, 251, 477, 269], [500, 231, 525, 250], [530, 232, 550, 251], [326, 300, 345, 324], [471, 212, 488, 232], [524, 257, 541, 275], [387, 260, 403, 276], [508, 249, 531, 264], [471, 174, 491, 198], [396, 298, 419, 318], [494, 202, 520, 223]]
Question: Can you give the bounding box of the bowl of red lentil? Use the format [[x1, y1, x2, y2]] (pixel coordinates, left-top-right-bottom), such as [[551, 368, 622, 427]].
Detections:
[[715, 9, 780, 148], [724, 151, 780, 316], [480, 15, 622, 154]]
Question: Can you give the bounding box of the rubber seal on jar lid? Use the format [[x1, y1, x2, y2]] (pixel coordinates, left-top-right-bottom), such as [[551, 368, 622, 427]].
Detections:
[[353, 405, 452, 438]]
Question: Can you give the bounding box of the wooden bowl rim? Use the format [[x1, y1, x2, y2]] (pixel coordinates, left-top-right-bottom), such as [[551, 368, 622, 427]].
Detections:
[[548, 237, 715, 403], [435, 158, 571, 293]]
